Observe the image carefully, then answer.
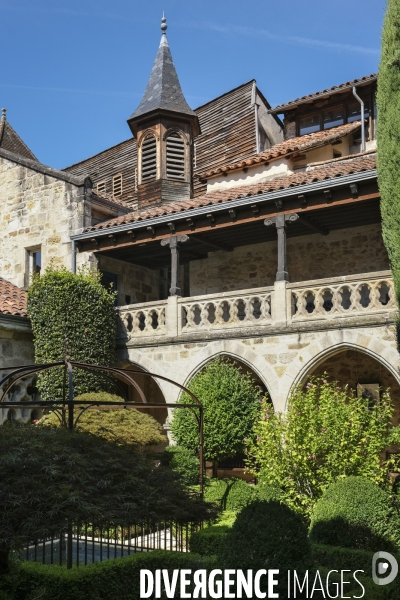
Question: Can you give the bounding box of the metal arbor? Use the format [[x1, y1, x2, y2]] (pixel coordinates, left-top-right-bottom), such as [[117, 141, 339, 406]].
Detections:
[[0, 347, 204, 568]]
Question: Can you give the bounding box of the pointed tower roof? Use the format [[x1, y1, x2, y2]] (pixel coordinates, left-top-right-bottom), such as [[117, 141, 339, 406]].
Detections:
[[0, 108, 38, 161], [128, 16, 199, 136]]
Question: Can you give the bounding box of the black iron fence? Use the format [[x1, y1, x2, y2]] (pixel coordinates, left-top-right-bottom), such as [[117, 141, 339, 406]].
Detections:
[[23, 521, 201, 567]]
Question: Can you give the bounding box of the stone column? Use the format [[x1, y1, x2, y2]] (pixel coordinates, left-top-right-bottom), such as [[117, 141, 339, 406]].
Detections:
[[264, 213, 298, 281], [265, 214, 298, 325], [160, 235, 189, 296]]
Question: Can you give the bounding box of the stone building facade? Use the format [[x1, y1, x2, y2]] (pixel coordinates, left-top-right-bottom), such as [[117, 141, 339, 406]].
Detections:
[[0, 19, 399, 452]]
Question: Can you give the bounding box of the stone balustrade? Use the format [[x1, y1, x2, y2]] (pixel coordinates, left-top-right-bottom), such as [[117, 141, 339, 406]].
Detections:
[[118, 300, 167, 337], [289, 271, 396, 321], [178, 289, 273, 332], [118, 271, 396, 341]]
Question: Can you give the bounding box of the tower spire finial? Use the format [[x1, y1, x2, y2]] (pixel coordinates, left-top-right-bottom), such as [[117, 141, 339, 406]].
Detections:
[[161, 13, 167, 34], [1, 108, 6, 122]]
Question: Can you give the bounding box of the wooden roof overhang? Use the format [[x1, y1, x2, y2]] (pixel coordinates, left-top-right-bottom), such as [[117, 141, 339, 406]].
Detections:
[[72, 169, 380, 270]]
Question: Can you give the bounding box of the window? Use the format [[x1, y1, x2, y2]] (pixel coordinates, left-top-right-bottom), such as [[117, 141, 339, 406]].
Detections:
[[323, 108, 344, 130], [141, 134, 157, 183], [166, 133, 185, 179], [299, 114, 321, 136], [28, 249, 41, 278], [112, 174, 123, 196], [347, 102, 370, 123], [97, 181, 106, 194]]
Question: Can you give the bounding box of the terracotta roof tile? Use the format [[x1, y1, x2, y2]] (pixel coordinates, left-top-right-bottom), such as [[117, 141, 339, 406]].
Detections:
[[84, 153, 376, 233], [269, 74, 377, 114], [0, 278, 27, 317], [198, 121, 362, 179]]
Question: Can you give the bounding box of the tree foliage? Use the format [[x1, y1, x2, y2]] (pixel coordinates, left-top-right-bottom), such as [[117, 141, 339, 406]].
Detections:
[[0, 424, 212, 573], [377, 0, 400, 308], [170, 358, 262, 462], [246, 377, 400, 518], [27, 266, 117, 400], [39, 392, 166, 448]]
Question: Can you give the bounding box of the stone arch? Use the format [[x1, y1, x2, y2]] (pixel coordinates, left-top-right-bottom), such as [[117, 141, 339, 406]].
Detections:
[[117, 353, 170, 428], [178, 340, 279, 409], [281, 329, 400, 412]]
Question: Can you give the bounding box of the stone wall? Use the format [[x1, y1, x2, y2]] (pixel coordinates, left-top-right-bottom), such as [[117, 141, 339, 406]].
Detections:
[[0, 154, 91, 289], [97, 255, 159, 305], [189, 223, 389, 295], [120, 318, 400, 416]]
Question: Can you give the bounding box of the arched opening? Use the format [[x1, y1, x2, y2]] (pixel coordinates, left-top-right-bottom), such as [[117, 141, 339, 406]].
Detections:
[[305, 348, 400, 468], [183, 354, 271, 480], [30, 408, 43, 423], [7, 409, 16, 422], [166, 132, 185, 180], [140, 134, 157, 183]]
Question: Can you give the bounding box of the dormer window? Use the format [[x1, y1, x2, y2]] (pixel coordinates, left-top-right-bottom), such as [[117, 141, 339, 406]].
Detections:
[[141, 134, 157, 183], [166, 132, 185, 180]]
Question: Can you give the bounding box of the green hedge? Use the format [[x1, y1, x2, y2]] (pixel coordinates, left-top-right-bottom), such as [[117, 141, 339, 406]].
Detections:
[[313, 543, 400, 577], [309, 476, 400, 552], [0, 551, 216, 600], [203, 478, 255, 512]]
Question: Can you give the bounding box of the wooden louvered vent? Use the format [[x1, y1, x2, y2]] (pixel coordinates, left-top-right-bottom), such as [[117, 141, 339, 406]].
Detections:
[[141, 135, 157, 182], [166, 133, 185, 179]]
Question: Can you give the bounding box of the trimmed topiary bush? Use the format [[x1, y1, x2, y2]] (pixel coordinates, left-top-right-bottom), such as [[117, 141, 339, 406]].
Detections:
[[39, 392, 166, 448], [219, 500, 313, 595], [309, 476, 400, 552], [27, 266, 117, 400], [162, 446, 200, 487], [189, 511, 236, 556], [204, 478, 255, 512]]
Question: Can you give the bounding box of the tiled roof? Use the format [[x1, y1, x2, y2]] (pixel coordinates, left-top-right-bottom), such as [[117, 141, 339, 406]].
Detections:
[[198, 121, 361, 179], [84, 153, 376, 233], [0, 278, 27, 317], [269, 73, 377, 114]]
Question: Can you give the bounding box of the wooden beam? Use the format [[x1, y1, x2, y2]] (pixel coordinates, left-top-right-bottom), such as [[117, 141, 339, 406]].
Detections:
[[80, 189, 380, 254], [297, 216, 329, 236]]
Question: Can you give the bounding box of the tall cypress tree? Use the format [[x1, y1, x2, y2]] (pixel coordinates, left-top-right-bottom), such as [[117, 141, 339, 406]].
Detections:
[[377, 0, 400, 308]]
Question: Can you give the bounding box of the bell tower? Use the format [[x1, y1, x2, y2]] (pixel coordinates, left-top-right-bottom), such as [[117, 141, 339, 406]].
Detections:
[[127, 16, 200, 208]]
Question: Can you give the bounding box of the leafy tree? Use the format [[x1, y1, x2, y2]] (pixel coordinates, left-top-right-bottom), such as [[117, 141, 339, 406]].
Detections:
[[39, 392, 166, 449], [377, 0, 400, 312], [0, 424, 211, 574], [170, 358, 262, 473], [246, 377, 400, 518], [27, 265, 117, 400]]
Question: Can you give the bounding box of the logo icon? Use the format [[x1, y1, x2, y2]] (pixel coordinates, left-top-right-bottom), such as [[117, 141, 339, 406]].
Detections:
[[372, 551, 398, 586]]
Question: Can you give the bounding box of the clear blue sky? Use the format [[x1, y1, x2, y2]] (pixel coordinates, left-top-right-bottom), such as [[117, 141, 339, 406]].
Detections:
[[0, 0, 386, 169]]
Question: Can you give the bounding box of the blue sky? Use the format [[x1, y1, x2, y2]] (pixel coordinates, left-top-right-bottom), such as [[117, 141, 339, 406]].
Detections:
[[0, 0, 386, 169]]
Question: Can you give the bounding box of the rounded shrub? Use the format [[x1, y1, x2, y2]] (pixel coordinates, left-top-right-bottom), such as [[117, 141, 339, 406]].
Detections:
[[162, 446, 200, 487], [309, 476, 400, 552], [204, 478, 255, 512], [219, 500, 313, 595], [39, 392, 166, 448]]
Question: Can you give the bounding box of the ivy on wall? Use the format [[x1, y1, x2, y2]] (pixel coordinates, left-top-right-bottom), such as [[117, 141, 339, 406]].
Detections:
[[27, 266, 117, 400]]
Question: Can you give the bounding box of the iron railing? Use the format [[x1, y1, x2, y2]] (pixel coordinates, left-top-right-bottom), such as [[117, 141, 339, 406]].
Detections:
[[23, 521, 200, 567]]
